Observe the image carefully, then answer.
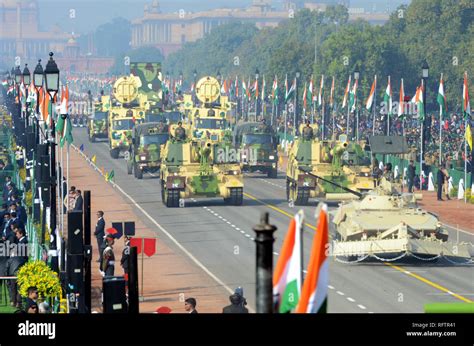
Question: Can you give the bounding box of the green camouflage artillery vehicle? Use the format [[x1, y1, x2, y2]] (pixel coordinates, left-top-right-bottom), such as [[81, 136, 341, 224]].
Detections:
[[233, 122, 278, 178], [108, 76, 146, 159], [160, 91, 243, 207], [126, 122, 169, 179], [286, 124, 376, 205], [88, 96, 109, 142]]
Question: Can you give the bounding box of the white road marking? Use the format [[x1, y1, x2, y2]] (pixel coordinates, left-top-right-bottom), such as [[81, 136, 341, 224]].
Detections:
[[336, 291, 345, 296], [328, 285, 335, 290], [358, 304, 367, 310], [273, 252, 279, 256], [347, 297, 355, 302]]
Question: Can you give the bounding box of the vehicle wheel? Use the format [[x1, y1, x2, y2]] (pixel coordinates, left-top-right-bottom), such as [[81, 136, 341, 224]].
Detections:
[[228, 187, 243, 206], [295, 187, 310, 206], [267, 167, 278, 178], [110, 148, 119, 159], [127, 162, 133, 175], [134, 164, 143, 179], [160, 180, 165, 204], [165, 189, 180, 208]]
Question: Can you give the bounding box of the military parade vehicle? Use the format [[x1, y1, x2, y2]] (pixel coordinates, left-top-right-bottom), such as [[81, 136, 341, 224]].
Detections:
[[108, 75, 146, 159], [286, 124, 376, 205], [159, 76, 243, 207], [233, 121, 278, 178], [87, 96, 109, 142], [188, 76, 233, 143], [126, 122, 169, 179]]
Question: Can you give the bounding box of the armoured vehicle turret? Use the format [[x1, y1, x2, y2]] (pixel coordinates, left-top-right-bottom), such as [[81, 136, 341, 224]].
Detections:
[[286, 124, 376, 205], [233, 121, 278, 178], [108, 76, 147, 159], [330, 177, 472, 260], [159, 78, 243, 207], [126, 122, 169, 179]]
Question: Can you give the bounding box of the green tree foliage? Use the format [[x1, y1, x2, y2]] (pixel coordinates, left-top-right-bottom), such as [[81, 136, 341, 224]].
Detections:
[[95, 17, 131, 57], [164, 0, 473, 111]]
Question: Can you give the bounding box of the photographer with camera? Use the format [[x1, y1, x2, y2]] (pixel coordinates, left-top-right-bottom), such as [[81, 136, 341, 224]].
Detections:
[[222, 287, 248, 313]]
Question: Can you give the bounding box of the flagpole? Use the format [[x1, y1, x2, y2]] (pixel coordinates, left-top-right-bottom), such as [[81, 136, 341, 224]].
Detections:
[[60, 137, 64, 237], [439, 73, 443, 165], [372, 76, 377, 136], [322, 97, 325, 140], [67, 143, 70, 215], [420, 122, 423, 191], [464, 119, 467, 203], [346, 102, 350, 136]]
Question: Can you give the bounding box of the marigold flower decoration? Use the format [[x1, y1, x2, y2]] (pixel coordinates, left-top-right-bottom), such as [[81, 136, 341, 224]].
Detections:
[[17, 261, 62, 299]]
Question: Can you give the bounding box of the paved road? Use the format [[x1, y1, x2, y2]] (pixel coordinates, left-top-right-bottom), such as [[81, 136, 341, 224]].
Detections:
[[74, 128, 473, 313]]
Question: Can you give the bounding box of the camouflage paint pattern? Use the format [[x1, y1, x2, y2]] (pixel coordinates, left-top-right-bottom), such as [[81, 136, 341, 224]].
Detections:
[[130, 62, 162, 103]]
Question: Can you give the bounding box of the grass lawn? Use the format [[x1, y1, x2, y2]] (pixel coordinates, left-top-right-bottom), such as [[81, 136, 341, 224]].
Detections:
[[0, 283, 17, 313]]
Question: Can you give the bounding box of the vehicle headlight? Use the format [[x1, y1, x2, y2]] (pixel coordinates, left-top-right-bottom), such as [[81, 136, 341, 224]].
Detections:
[[140, 155, 147, 161], [269, 155, 275, 160], [233, 170, 238, 175], [173, 172, 178, 176]]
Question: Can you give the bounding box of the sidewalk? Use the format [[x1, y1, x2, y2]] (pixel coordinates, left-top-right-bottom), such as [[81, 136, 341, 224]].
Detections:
[[63, 146, 230, 313], [278, 151, 473, 233]]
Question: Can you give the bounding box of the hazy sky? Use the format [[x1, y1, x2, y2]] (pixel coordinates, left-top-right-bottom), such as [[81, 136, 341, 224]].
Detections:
[[37, 0, 411, 34]]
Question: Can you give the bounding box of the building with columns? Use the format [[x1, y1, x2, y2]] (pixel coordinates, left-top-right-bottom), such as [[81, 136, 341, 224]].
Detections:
[[0, 0, 70, 65], [131, 0, 290, 57]]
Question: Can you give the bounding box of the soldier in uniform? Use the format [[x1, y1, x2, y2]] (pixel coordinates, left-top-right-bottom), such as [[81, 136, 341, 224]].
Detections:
[[120, 236, 131, 280], [174, 122, 186, 141], [101, 234, 115, 277], [382, 163, 394, 182], [302, 121, 313, 140]]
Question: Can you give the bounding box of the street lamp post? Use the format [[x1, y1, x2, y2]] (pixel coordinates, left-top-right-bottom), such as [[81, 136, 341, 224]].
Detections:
[[44, 52, 60, 272], [255, 68, 260, 121], [421, 61, 429, 161], [22, 64, 30, 126], [192, 69, 197, 105], [354, 69, 360, 141], [33, 60, 44, 144], [295, 71, 300, 134]]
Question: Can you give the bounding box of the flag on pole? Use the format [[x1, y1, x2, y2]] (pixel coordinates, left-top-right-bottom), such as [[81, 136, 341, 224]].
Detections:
[[349, 79, 358, 113], [273, 210, 303, 313], [465, 124, 472, 151], [251, 78, 259, 100], [463, 72, 471, 119], [398, 78, 405, 117], [91, 155, 97, 165], [416, 81, 425, 121], [303, 82, 308, 111], [271, 75, 278, 105], [366, 75, 377, 111], [234, 76, 239, 98], [384, 76, 392, 116], [308, 76, 314, 106], [296, 204, 329, 313], [261, 75, 266, 102], [342, 76, 351, 108], [242, 79, 250, 101], [318, 75, 324, 107], [220, 79, 228, 95], [285, 77, 296, 103], [437, 74, 447, 118], [105, 170, 115, 182], [329, 76, 335, 108], [1, 80, 7, 87]]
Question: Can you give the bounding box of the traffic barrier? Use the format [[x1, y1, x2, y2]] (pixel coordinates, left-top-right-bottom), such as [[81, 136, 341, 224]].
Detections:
[[427, 172, 435, 191]]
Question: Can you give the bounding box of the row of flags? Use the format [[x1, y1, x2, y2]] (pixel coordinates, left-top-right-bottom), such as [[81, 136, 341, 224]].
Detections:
[[3, 78, 75, 147], [197, 72, 471, 121], [273, 206, 329, 313]]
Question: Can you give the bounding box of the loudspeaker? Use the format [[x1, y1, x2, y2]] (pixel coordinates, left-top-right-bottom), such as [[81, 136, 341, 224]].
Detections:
[[103, 276, 128, 313], [124, 222, 135, 236], [26, 132, 35, 157], [39, 155, 51, 186], [67, 211, 84, 254], [66, 253, 84, 293]]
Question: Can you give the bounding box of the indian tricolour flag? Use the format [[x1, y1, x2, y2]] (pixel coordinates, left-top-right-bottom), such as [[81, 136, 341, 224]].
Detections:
[[398, 78, 405, 117], [463, 72, 470, 119], [342, 75, 351, 108], [296, 204, 329, 313], [437, 74, 447, 118], [366, 75, 376, 111], [384, 76, 392, 116], [318, 75, 324, 107], [271, 75, 278, 104], [273, 210, 303, 313]]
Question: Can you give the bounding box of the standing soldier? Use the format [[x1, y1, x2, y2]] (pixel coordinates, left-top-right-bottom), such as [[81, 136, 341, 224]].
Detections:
[[101, 234, 115, 277], [94, 211, 105, 263], [120, 236, 130, 280]]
